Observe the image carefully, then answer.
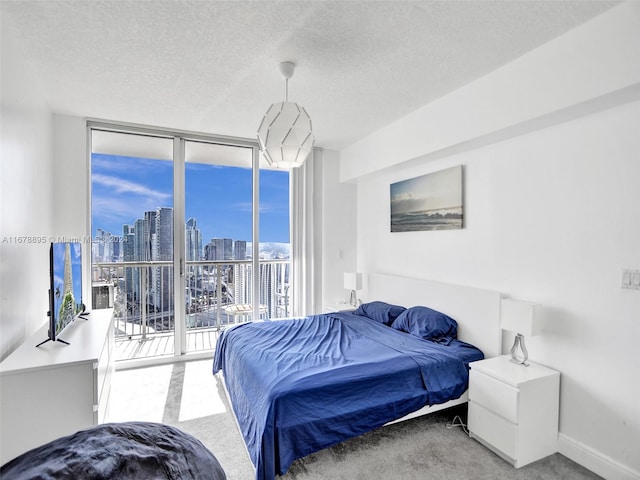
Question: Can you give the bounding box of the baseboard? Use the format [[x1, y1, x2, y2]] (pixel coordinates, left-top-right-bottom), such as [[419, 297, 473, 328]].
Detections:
[[558, 433, 640, 480]]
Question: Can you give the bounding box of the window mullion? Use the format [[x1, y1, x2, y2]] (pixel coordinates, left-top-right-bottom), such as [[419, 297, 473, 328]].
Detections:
[[173, 137, 186, 355], [252, 147, 260, 321]]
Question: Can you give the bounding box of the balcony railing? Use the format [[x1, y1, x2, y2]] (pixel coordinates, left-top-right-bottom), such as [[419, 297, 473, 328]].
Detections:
[[92, 259, 290, 358]]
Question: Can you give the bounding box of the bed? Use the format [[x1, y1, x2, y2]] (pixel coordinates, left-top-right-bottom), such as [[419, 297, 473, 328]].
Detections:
[[213, 273, 502, 480]]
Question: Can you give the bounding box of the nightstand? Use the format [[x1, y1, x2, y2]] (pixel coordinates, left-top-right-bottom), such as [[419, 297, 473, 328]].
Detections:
[[468, 355, 560, 468], [324, 303, 357, 313]]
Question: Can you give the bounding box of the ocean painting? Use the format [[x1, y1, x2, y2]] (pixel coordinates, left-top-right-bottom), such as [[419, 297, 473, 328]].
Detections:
[[390, 165, 463, 232]]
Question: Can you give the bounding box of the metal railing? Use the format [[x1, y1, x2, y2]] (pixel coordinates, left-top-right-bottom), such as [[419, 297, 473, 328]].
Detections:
[[92, 259, 290, 345]]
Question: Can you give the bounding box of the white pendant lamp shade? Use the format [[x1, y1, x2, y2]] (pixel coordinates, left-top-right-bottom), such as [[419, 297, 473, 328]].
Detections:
[[257, 62, 314, 169]]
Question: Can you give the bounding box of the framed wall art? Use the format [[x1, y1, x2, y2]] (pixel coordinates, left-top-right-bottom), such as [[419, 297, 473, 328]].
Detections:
[[390, 165, 463, 232]]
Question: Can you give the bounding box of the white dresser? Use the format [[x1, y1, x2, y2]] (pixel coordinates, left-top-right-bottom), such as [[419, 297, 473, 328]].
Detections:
[[468, 355, 560, 468], [0, 309, 114, 464]]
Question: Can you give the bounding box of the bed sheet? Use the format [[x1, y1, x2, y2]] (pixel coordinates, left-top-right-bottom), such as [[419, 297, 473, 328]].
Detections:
[[213, 311, 483, 480]]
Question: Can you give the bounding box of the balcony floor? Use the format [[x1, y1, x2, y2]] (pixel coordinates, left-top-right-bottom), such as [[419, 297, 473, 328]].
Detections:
[[114, 327, 223, 361]]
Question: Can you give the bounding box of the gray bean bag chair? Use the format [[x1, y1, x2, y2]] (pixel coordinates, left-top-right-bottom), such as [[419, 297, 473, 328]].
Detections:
[[0, 421, 226, 479]]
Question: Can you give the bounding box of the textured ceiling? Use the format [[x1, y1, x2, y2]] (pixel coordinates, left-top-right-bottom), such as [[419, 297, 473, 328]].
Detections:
[[1, 0, 619, 150]]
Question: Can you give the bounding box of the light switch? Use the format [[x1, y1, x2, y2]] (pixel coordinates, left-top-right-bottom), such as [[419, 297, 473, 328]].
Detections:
[[622, 269, 640, 290]]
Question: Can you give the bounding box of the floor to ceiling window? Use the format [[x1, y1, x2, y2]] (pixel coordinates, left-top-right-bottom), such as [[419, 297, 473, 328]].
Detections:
[[259, 169, 291, 318], [91, 129, 175, 361], [183, 140, 254, 355], [89, 123, 290, 362]]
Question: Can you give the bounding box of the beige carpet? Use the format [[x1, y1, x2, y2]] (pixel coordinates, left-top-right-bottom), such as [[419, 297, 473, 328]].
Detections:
[[108, 359, 602, 480]]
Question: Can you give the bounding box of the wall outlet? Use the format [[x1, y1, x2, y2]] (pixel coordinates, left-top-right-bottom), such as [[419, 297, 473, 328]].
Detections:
[[621, 269, 640, 290]]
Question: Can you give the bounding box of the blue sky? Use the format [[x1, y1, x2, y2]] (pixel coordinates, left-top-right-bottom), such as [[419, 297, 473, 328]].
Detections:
[[91, 154, 290, 244]]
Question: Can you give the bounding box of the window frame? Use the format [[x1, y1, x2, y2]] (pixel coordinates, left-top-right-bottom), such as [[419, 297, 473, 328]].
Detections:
[[88, 120, 282, 358]]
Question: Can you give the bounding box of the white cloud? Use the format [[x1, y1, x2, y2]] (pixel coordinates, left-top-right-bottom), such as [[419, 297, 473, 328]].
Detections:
[[391, 191, 417, 204], [233, 201, 282, 214], [93, 174, 171, 203]]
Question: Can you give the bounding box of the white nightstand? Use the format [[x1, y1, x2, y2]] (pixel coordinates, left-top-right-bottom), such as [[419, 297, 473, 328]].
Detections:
[[468, 355, 560, 468], [324, 303, 357, 313]]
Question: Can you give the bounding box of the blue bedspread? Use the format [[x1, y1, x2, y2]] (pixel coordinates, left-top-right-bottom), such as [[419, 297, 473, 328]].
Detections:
[[213, 312, 483, 480]]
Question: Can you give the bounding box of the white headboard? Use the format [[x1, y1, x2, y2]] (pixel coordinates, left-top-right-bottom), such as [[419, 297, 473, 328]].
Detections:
[[367, 273, 502, 358]]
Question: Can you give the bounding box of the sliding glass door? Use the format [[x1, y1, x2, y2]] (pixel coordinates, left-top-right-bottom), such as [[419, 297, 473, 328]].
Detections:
[[90, 124, 292, 361], [91, 129, 175, 360], [182, 140, 254, 354]]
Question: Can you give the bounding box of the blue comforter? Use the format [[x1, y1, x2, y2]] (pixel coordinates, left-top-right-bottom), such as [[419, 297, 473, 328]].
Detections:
[[213, 312, 483, 480]]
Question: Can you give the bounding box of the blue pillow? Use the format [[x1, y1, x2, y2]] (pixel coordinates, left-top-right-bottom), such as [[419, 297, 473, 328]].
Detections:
[[390, 306, 458, 341], [353, 301, 406, 326]]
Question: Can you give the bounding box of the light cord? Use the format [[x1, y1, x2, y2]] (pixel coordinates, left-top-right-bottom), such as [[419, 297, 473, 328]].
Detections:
[[446, 415, 469, 435]]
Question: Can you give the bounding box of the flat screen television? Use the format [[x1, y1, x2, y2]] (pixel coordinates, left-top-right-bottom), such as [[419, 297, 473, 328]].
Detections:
[[36, 242, 86, 347]]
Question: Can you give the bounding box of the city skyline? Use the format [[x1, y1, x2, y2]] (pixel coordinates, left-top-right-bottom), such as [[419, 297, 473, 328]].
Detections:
[[91, 153, 290, 245], [94, 208, 289, 263]]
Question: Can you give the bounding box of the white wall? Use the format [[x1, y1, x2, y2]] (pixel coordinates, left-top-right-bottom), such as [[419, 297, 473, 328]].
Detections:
[[52, 115, 89, 239], [52, 115, 91, 310], [320, 149, 357, 308], [0, 21, 54, 361], [342, 3, 640, 479], [341, 2, 640, 182]]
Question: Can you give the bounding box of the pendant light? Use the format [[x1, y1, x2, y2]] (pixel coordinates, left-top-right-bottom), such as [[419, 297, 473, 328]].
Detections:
[[257, 62, 314, 169]]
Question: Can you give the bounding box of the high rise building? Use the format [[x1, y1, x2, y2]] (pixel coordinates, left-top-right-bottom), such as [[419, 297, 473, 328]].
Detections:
[[94, 228, 113, 262], [185, 217, 202, 261], [122, 224, 137, 306], [133, 219, 145, 262], [94, 229, 103, 261], [63, 242, 73, 299], [204, 242, 217, 261], [211, 238, 233, 261], [155, 207, 173, 261], [111, 237, 120, 262], [143, 210, 157, 262], [154, 207, 174, 317], [57, 242, 79, 323], [234, 240, 247, 260], [223, 238, 233, 260], [234, 262, 251, 306], [260, 262, 275, 318]]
